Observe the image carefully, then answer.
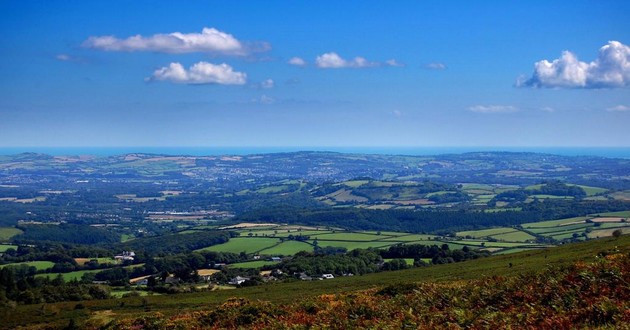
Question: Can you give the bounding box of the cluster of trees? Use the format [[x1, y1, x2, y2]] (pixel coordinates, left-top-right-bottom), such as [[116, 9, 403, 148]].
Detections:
[[0, 267, 110, 306], [278, 249, 382, 276], [489, 181, 587, 206], [380, 244, 489, 265], [115, 230, 235, 255], [13, 224, 120, 245]]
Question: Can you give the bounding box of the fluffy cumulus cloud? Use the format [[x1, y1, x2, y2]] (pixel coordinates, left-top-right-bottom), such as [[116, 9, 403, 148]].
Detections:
[[519, 41, 630, 88], [288, 57, 307, 66], [147, 62, 246, 85], [468, 105, 518, 114], [315, 52, 399, 69], [83, 27, 268, 55], [606, 105, 630, 112]]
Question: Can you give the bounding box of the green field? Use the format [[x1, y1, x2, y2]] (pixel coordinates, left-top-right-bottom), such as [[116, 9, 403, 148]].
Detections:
[[228, 260, 280, 268], [36, 269, 101, 281], [0, 260, 55, 270], [313, 240, 395, 251], [259, 241, 313, 255], [0, 227, 22, 241], [458, 227, 516, 238], [490, 230, 536, 242], [522, 216, 590, 228], [0, 244, 17, 252], [312, 232, 385, 241], [383, 258, 415, 266], [196, 237, 280, 254]]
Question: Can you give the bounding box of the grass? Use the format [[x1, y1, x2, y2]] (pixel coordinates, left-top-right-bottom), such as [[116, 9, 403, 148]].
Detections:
[[595, 210, 630, 217], [0, 260, 55, 270], [0, 227, 22, 241], [36, 269, 101, 281], [228, 260, 280, 268], [313, 240, 395, 251], [195, 237, 280, 254], [0, 244, 17, 252], [457, 227, 516, 238], [383, 258, 415, 266], [74, 257, 119, 266], [522, 216, 590, 228], [7, 235, 628, 330], [259, 241, 313, 255], [489, 230, 536, 242], [312, 232, 385, 241]]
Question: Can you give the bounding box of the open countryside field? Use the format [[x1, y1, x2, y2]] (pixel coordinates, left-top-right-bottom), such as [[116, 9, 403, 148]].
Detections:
[[258, 241, 312, 255], [0, 244, 18, 252], [196, 237, 280, 254], [0, 260, 55, 270], [0, 227, 22, 241], [228, 260, 280, 269]]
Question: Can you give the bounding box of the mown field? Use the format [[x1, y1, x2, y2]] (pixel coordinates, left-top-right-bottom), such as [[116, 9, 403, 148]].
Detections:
[[3, 235, 628, 330]]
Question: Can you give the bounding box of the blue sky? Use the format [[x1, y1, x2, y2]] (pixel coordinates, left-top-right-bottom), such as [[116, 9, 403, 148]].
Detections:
[[1, 1, 629, 148]]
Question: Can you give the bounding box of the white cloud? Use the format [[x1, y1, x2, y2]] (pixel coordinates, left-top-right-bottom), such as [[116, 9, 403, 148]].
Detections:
[[288, 57, 306, 66], [147, 62, 246, 85], [83, 27, 268, 55], [606, 105, 630, 112], [251, 95, 275, 104], [519, 41, 630, 88], [468, 105, 518, 114], [541, 106, 555, 112], [259, 79, 274, 89], [55, 54, 71, 61], [386, 59, 404, 67], [315, 52, 379, 68], [426, 62, 447, 70], [392, 110, 402, 117]]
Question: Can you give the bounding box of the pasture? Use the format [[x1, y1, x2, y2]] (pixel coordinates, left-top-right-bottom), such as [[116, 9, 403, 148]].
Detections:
[[228, 260, 280, 269], [258, 241, 312, 255], [0, 260, 55, 270], [196, 237, 280, 254], [0, 227, 22, 241], [0, 244, 17, 252]]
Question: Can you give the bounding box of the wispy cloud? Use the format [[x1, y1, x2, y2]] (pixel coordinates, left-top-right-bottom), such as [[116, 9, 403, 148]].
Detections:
[[468, 105, 519, 114], [251, 95, 275, 105], [55, 54, 84, 63], [146, 62, 246, 85], [517, 41, 630, 89], [315, 52, 399, 69], [606, 105, 630, 112], [83, 27, 269, 56], [425, 62, 447, 70], [386, 59, 404, 67], [288, 57, 307, 67], [541, 106, 555, 113]]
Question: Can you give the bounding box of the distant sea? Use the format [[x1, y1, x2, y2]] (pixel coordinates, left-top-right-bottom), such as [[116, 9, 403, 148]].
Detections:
[[1, 147, 630, 159]]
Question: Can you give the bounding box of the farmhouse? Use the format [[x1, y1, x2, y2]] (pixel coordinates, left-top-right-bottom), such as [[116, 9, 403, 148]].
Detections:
[[114, 251, 135, 261], [228, 276, 250, 285]]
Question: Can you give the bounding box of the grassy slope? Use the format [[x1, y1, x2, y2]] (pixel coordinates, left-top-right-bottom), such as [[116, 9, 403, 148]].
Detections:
[[4, 235, 629, 329]]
